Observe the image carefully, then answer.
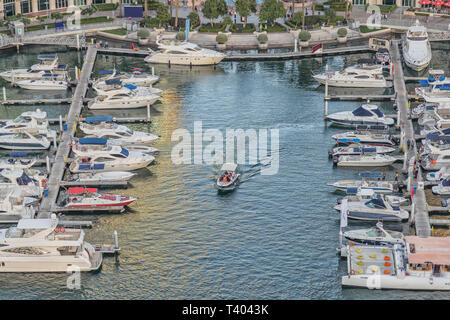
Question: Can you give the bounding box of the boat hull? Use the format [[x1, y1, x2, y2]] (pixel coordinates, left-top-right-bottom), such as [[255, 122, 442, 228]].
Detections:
[[88, 96, 159, 110], [145, 54, 225, 66], [342, 275, 450, 290]]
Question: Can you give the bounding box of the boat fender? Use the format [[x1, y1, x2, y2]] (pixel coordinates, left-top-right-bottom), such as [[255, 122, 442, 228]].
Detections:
[[357, 269, 363, 274], [59, 227, 65, 233], [357, 255, 364, 260], [384, 256, 390, 261], [355, 248, 362, 253], [369, 254, 376, 259], [383, 270, 390, 275], [372, 266, 378, 273], [384, 262, 391, 267], [357, 261, 364, 266], [382, 248, 388, 253], [349, 241, 355, 247]]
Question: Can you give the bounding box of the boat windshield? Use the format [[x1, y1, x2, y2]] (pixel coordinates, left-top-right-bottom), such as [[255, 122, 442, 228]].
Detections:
[[366, 228, 383, 237], [120, 148, 129, 157], [372, 108, 384, 118], [352, 106, 373, 117], [365, 198, 386, 209]]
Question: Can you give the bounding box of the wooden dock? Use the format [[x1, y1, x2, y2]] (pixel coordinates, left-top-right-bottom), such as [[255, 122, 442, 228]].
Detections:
[[39, 45, 98, 216], [60, 180, 128, 187], [325, 94, 395, 101], [391, 40, 431, 237]]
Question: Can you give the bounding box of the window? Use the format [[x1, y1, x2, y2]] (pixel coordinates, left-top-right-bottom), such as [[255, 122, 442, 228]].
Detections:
[[402, 0, 416, 6], [56, 0, 68, 8], [38, 0, 49, 11], [352, 0, 366, 4], [93, 0, 105, 3], [3, 0, 16, 17], [21, 1, 31, 14]]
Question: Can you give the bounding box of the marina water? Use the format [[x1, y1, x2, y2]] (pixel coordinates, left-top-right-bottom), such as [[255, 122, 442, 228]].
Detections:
[[0, 44, 449, 299]]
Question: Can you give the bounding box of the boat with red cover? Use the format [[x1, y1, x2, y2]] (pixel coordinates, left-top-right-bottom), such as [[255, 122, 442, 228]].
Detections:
[[58, 187, 136, 208]]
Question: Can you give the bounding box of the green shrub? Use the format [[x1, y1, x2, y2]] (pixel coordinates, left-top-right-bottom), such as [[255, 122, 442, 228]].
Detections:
[[103, 28, 127, 36], [79, 16, 113, 25], [216, 33, 228, 44], [257, 33, 268, 44], [359, 25, 387, 33], [230, 23, 256, 33], [188, 12, 199, 23], [176, 31, 186, 41], [222, 16, 233, 26], [337, 27, 347, 37], [93, 3, 118, 11], [261, 21, 286, 32], [143, 17, 160, 28], [199, 23, 226, 32], [81, 7, 96, 16], [299, 30, 311, 42], [137, 28, 150, 39]]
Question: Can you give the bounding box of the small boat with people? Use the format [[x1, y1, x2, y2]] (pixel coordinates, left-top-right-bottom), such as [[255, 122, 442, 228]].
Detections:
[[58, 187, 136, 208], [79, 117, 159, 145], [334, 195, 409, 222], [326, 104, 394, 128], [215, 163, 240, 191], [0, 213, 103, 272], [332, 131, 396, 147]]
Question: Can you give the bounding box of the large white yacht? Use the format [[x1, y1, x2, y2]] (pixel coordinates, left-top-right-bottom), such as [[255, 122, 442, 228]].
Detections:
[[326, 104, 394, 128], [402, 20, 432, 72], [0, 130, 51, 150], [145, 37, 226, 66], [313, 61, 389, 88], [15, 79, 69, 91], [0, 214, 102, 272], [0, 55, 68, 82], [88, 85, 160, 110], [0, 109, 51, 134]]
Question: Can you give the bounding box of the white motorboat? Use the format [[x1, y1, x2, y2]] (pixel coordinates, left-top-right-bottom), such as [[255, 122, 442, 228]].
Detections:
[[336, 154, 397, 167], [69, 171, 136, 183], [215, 163, 240, 191], [402, 20, 432, 72], [0, 213, 102, 272], [330, 143, 395, 158], [334, 196, 409, 222], [145, 37, 226, 66], [88, 85, 160, 110], [313, 62, 389, 88], [15, 79, 69, 91], [327, 104, 394, 128], [341, 237, 450, 290], [421, 143, 450, 170], [0, 54, 65, 82], [94, 68, 159, 88], [339, 188, 408, 206], [0, 168, 43, 198], [58, 187, 136, 209], [0, 187, 37, 221], [79, 118, 159, 145], [332, 131, 396, 146], [432, 178, 450, 195], [0, 131, 51, 150], [92, 82, 163, 97], [342, 222, 404, 246], [415, 70, 450, 103], [0, 158, 36, 170], [73, 137, 157, 154], [426, 166, 450, 181], [69, 152, 155, 173], [328, 177, 395, 194], [0, 109, 51, 135]]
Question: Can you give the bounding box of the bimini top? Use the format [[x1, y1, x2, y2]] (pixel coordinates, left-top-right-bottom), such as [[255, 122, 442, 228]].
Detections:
[[442, 179, 450, 187], [99, 70, 120, 76], [105, 78, 122, 85], [78, 137, 107, 145], [365, 197, 386, 209], [85, 116, 114, 123], [17, 218, 53, 230], [124, 84, 137, 90], [352, 105, 384, 118], [221, 163, 237, 172], [68, 187, 98, 194], [37, 54, 57, 60]]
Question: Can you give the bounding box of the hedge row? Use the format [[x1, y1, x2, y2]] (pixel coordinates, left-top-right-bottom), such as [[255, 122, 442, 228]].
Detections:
[[230, 23, 256, 33]]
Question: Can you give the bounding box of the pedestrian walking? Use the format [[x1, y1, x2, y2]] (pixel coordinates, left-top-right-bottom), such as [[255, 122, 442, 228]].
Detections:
[[105, 41, 109, 48]]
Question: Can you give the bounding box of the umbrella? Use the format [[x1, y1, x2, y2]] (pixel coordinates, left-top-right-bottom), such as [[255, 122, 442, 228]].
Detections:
[[419, 0, 432, 4], [433, 0, 444, 4], [444, 1, 450, 6]]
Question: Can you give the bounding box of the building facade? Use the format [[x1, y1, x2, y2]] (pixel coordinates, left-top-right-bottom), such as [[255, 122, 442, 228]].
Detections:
[[0, 0, 134, 19], [352, 0, 418, 8]]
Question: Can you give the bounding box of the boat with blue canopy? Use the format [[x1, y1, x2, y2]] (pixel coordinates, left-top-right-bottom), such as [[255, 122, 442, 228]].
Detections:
[[326, 104, 394, 128]]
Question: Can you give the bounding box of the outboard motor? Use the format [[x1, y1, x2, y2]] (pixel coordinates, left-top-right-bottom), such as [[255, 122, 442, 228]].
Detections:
[[393, 182, 399, 192], [328, 149, 333, 159], [442, 199, 448, 208], [332, 155, 339, 166]]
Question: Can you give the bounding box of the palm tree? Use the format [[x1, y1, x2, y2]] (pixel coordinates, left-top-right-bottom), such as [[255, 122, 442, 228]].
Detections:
[[291, 0, 295, 19], [345, 0, 349, 20], [119, 0, 123, 17], [175, 0, 179, 26], [144, 0, 149, 17], [302, 0, 305, 29], [192, 0, 196, 13], [312, 0, 315, 16]]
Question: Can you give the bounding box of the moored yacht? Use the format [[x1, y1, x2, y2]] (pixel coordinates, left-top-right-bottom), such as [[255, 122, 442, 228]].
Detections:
[[69, 152, 155, 173], [15, 79, 69, 91], [145, 37, 226, 66], [342, 222, 404, 246], [326, 104, 394, 128], [0, 55, 68, 82], [330, 143, 395, 158], [68, 171, 136, 183], [94, 68, 159, 88], [336, 154, 397, 167], [402, 20, 432, 72], [58, 187, 136, 208], [0, 214, 102, 272], [88, 85, 160, 110], [332, 131, 396, 146], [0, 131, 51, 150]]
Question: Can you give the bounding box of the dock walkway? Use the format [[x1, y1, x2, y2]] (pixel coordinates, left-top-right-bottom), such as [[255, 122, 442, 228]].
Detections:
[[391, 40, 431, 237], [39, 45, 98, 216]]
